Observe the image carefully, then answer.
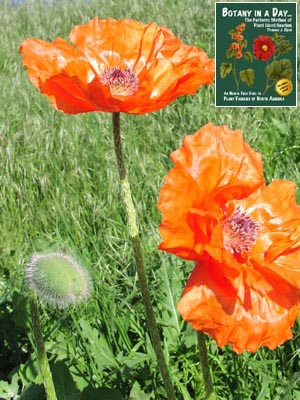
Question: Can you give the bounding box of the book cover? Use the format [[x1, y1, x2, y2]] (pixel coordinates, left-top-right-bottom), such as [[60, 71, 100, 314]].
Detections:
[[215, 2, 297, 107]]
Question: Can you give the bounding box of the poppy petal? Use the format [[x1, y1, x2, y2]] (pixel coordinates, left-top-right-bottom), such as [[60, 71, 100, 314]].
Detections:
[[19, 38, 100, 113], [69, 18, 161, 74], [158, 123, 264, 260], [178, 256, 299, 353], [170, 124, 264, 201], [19, 37, 93, 86], [236, 180, 300, 289], [39, 73, 103, 113]]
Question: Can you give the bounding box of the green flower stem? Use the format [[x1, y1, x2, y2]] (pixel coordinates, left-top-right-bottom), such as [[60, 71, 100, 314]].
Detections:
[[112, 112, 176, 400], [263, 79, 275, 95], [197, 332, 216, 400], [233, 58, 239, 91], [29, 290, 57, 400]]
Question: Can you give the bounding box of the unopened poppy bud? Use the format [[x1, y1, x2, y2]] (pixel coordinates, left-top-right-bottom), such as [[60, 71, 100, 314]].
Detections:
[[26, 252, 92, 309]]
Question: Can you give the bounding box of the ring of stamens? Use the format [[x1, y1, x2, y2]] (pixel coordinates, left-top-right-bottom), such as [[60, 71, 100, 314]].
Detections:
[[222, 206, 258, 254], [100, 67, 139, 96]]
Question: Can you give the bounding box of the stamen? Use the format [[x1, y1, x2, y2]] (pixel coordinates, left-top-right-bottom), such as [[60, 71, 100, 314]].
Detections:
[[222, 206, 258, 254], [100, 67, 139, 96]]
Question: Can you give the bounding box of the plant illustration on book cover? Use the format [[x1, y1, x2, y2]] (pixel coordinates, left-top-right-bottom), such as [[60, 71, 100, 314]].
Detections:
[[220, 24, 293, 95], [215, 2, 297, 107]]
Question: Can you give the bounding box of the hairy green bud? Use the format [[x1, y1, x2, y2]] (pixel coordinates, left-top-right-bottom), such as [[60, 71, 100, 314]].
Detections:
[[26, 252, 92, 309]]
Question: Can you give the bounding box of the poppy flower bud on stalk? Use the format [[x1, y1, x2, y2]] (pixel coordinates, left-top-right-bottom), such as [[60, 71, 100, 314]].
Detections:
[[26, 252, 92, 309]]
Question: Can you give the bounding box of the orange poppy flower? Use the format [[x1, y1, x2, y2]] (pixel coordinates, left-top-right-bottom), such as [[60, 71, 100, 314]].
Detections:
[[158, 123, 265, 261], [158, 123, 300, 352], [19, 17, 214, 114]]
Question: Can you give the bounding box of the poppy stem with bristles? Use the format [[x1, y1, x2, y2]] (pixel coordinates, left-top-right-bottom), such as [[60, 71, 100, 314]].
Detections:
[[29, 290, 57, 400], [197, 332, 216, 399], [112, 112, 176, 400]]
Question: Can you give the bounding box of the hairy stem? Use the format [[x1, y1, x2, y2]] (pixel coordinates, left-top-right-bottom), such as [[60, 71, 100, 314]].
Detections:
[[197, 332, 216, 399], [29, 290, 57, 400], [112, 112, 176, 399]]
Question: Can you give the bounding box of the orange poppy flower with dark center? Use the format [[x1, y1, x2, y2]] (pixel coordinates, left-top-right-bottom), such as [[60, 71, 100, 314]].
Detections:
[[158, 123, 300, 352], [19, 17, 214, 114]]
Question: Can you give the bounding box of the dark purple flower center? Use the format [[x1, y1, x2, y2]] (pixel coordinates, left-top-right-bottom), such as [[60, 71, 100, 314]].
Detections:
[[222, 206, 258, 254], [100, 67, 139, 96]]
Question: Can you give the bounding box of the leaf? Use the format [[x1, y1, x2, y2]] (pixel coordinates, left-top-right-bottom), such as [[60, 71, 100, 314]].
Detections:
[[256, 376, 271, 400], [226, 48, 235, 59], [228, 28, 236, 35], [240, 38, 248, 48], [78, 319, 118, 371], [158, 260, 181, 332], [239, 69, 255, 86], [155, 258, 186, 349], [244, 51, 253, 62], [80, 386, 123, 400], [275, 39, 293, 56], [265, 59, 292, 81], [20, 384, 45, 400], [273, 32, 285, 42], [183, 323, 198, 349], [51, 361, 80, 400], [0, 380, 16, 399], [129, 381, 152, 400], [220, 62, 232, 79], [18, 353, 42, 387], [279, 371, 300, 399]]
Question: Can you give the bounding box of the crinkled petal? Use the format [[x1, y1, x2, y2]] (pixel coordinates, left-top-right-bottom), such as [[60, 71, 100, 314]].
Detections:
[[157, 30, 215, 92], [19, 37, 86, 85], [158, 165, 205, 260], [178, 256, 299, 353], [235, 180, 300, 289], [39, 73, 105, 113], [158, 123, 264, 260], [70, 18, 162, 74], [19, 38, 101, 113], [170, 124, 264, 202]]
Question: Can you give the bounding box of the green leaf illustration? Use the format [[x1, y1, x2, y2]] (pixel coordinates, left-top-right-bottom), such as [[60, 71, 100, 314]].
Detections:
[[265, 59, 292, 81], [228, 28, 236, 35], [273, 32, 285, 42], [220, 62, 232, 79], [240, 38, 248, 48], [275, 39, 293, 56], [226, 48, 235, 58], [244, 51, 253, 62], [239, 69, 255, 86]]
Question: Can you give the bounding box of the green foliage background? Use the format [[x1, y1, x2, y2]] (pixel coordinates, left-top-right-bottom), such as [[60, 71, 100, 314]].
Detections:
[[1, 0, 300, 399]]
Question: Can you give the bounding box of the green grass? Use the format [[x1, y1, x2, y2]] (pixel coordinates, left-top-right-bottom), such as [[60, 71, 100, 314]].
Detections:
[[1, 0, 300, 399]]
